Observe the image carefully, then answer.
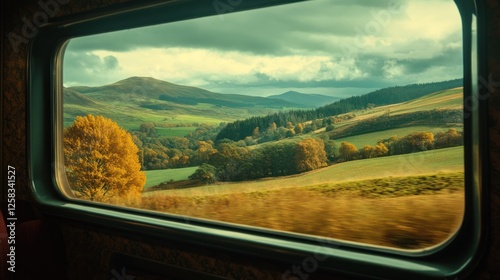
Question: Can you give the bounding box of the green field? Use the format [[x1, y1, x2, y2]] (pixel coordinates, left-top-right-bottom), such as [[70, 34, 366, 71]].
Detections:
[[145, 146, 463, 197], [156, 127, 198, 137], [144, 166, 198, 188], [141, 152, 464, 249], [64, 103, 231, 130], [346, 87, 462, 122], [333, 125, 462, 148]]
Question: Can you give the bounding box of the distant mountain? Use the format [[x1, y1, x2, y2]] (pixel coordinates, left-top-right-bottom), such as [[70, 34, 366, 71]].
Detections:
[[63, 77, 318, 129], [267, 91, 341, 108], [67, 77, 305, 109]]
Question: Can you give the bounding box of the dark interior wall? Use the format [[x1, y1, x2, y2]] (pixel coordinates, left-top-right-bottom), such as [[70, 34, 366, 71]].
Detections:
[[482, 0, 500, 278], [1, 0, 499, 279]]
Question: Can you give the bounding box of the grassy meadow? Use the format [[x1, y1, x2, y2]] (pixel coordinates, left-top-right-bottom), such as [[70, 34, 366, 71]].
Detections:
[[138, 146, 465, 249], [144, 166, 198, 188], [140, 172, 464, 249]]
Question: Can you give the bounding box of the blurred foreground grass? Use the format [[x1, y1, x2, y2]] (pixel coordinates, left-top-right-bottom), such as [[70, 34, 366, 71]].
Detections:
[[135, 172, 464, 249]]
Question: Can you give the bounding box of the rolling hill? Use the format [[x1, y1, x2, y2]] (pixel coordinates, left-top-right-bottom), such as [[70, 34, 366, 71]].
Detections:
[[63, 77, 310, 129], [267, 91, 340, 108], [216, 79, 463, 141], [67, 76, 305, 108]]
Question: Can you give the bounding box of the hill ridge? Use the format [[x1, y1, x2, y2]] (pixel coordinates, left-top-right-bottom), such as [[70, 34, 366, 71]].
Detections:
[[216, 78, 463, 141]]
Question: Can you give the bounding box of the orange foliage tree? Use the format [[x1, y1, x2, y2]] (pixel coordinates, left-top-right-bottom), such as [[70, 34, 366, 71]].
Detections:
[[339, 141, 359, 161], [64, 114, 146, 202], [295, 138, 328, 172]]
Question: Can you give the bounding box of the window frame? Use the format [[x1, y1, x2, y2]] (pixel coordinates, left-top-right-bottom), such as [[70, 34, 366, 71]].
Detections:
[[28, 0, 489, 278]]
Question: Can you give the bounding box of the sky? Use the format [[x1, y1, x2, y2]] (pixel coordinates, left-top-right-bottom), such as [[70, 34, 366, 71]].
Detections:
[[63, 0, 463, 98]]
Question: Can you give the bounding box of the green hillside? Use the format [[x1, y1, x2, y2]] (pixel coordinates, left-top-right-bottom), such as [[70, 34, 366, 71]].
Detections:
[[216, 79, 463, 141], [63, 77, 306, 129], [144, 166, 198, 188]]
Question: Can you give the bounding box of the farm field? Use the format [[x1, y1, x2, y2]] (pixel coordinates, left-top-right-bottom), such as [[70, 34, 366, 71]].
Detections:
[[141, 170, 464, 249], [341, 87, 462, 124], [333, 125, 462, 148], [138, 146, 464, 249], [144, 166, 199, 188]]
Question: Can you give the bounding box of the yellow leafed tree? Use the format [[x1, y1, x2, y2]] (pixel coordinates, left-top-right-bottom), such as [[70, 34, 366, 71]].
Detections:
[[64, 114, 146, 202], [295, 138, 328, 172]]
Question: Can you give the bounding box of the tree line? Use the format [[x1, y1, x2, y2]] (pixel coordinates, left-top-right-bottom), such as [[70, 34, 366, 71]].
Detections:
[[337, 129, 463, 162], [189, 128, 463, 185], [189, 138, 328, 183], [216, 79, 463, 141]]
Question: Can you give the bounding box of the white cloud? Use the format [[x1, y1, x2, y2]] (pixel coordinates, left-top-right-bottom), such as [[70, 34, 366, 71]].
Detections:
[[382, 60, 404, 79], [86, 48, 366, 88]]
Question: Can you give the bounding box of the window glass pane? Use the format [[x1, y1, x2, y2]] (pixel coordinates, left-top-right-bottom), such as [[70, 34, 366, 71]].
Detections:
[[61, 0, 464, 250]]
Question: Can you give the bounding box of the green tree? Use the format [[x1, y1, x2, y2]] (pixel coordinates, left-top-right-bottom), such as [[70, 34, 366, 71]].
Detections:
[[64, 114, 146, 202], [139, 122, 157, 137], [189, 163, 218, 184], [210, 143, 249, 181], [324, 140, 338, 162], [325, 124, 335, 132]]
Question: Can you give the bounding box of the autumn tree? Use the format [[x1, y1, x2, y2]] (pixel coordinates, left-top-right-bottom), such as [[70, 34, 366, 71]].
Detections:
[[339, 141, 358, 161], [294, 123, 304, 134], [372, 142, 389, 157], [193, 140, 217, 164], [404, 132, 434, 152], [252, 127, 260, 139], [434, 128, 463, 148], [295, 138, 328, 172], [64, 114, 146, 202], [285, 128, 296, 138], [361, 145, 375, 159]]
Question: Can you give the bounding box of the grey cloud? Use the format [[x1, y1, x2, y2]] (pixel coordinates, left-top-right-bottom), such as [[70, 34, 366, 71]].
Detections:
[[63, 0, 462, 92], [63, 51, 120, 85], [66, 0, 411, 55]]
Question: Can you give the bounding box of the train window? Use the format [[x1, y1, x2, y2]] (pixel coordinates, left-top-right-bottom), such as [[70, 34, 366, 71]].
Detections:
[[58, 0, 465, 250], [28, 0, 486, 278]]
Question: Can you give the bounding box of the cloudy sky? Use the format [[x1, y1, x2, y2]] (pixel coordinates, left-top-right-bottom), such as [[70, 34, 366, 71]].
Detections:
[[63, 0, 463, 98]]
